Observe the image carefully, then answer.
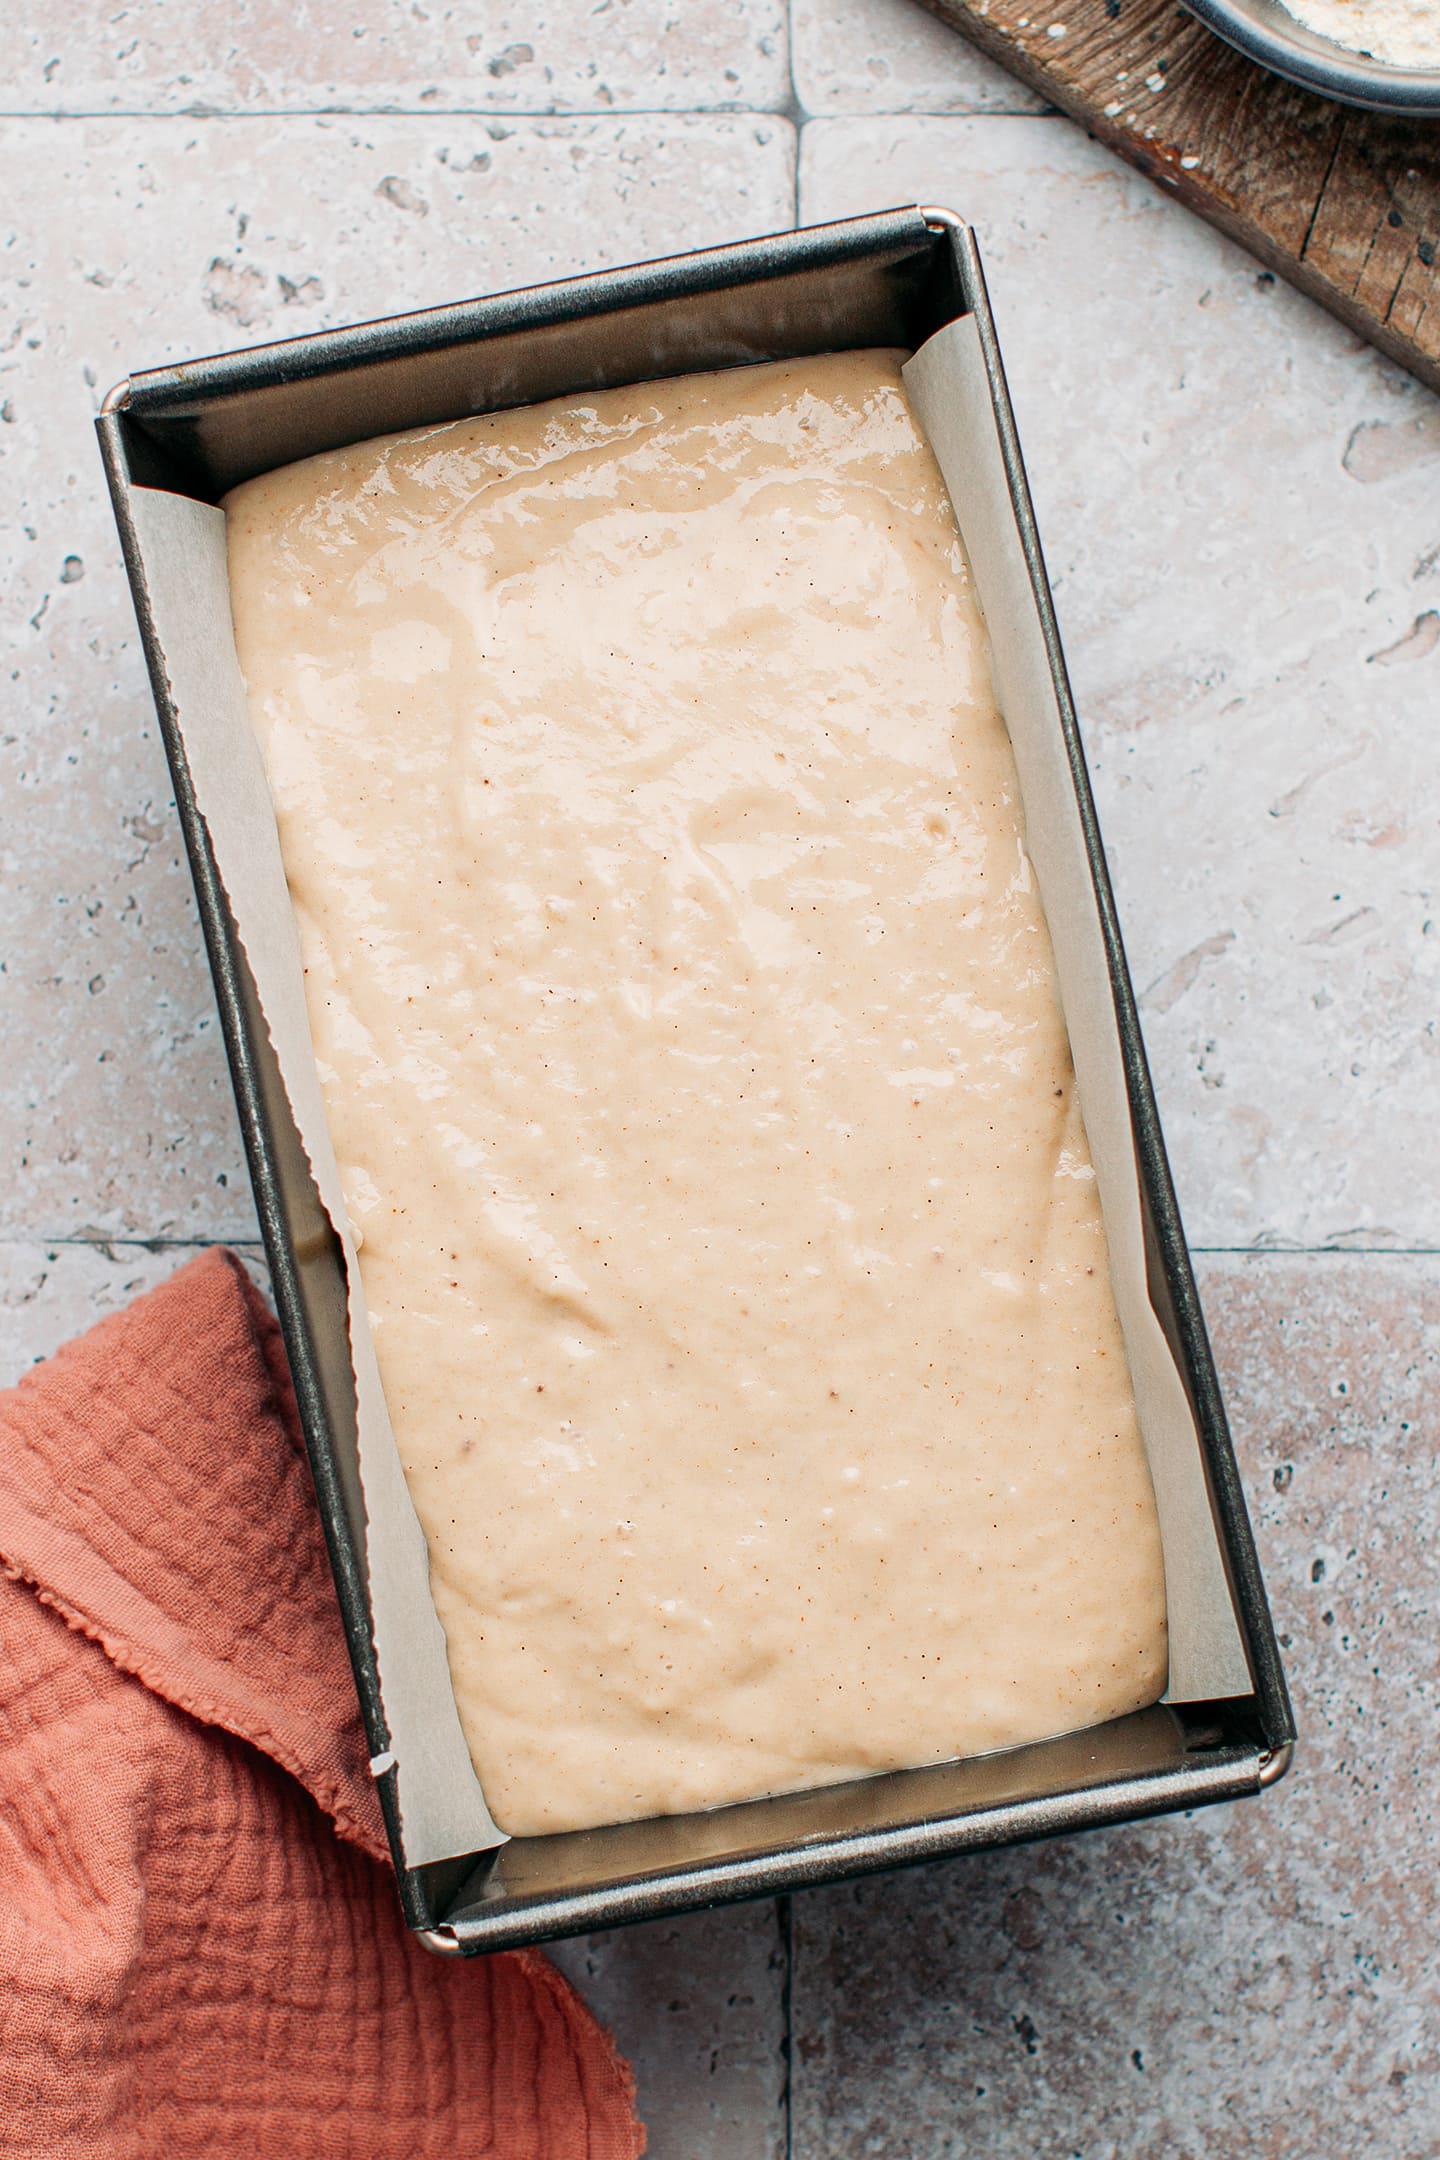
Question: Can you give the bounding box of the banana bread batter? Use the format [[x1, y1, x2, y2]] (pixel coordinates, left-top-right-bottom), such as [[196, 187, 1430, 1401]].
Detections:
[[225, 351, 1168, 1836]]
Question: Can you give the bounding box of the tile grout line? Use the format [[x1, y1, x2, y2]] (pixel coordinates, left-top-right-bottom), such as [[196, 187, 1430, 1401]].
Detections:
[[0, 103, 1048, 124], [0, 1234, 268, 1250], [785, 0, 803, 235], [1193, 1246, 1440, 1257], [0, 104, 790, 121], [6, 1235, 1440, 1257]]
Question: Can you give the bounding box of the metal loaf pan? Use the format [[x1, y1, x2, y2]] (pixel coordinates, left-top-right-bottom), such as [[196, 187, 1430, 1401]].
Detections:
[[98, 207, 1293, 1955]]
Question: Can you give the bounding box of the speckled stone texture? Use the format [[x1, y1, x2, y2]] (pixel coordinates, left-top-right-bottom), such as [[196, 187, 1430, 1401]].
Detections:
[[0, 2, 790, 114], [1, 116, 793, 1244], [802, 114, 1440, 1253], [792, 1254, 1440, 2159], [4, 0, 1439, 2150], [790, 0, 1045, 112], [549, 1904, 788, 2160], [0, 1241, 268, 1372]]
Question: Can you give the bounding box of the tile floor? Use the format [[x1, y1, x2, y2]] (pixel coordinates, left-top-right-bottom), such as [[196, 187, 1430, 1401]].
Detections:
[[2, 3, 1437, 2152]]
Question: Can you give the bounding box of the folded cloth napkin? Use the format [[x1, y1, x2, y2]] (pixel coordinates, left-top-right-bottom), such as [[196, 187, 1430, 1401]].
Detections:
[[0, 1248, 644, 2159]]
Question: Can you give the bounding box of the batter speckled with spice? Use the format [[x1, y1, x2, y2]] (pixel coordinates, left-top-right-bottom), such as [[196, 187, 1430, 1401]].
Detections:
[[224, 351, 1168, 1836]]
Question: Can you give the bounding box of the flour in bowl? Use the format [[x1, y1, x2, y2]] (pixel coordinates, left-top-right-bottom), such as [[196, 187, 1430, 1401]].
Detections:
[[1282, 0, 1440, 67]]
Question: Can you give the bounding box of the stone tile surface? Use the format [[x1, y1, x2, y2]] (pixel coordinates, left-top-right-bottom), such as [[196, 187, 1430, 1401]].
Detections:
[[791, 1253, 1440, 2159], [549, 1903, 787, 2160], [0, 2, 789, 116], [0, 106, 794, 2151], [4, 5, 1437, 2153], [0, 114, 793, 1242], [0, 1239, 266, 1374], [792, 0, 1046, 114], [803, 115, 1440, 1252]]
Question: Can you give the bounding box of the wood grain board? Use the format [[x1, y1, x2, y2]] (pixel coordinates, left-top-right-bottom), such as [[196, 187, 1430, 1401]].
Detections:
[[917, 0, 1440, 394]]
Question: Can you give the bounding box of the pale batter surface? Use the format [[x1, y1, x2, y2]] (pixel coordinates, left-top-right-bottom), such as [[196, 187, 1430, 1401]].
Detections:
[[225, 352, 1168, 1838]]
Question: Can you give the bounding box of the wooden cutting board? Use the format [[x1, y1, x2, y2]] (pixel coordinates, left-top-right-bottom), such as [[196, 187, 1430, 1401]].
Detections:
[[918, 0, 1440, 394]]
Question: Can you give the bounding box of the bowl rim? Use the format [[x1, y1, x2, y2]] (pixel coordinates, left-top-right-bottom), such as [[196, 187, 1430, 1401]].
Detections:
[[1183, 0, 1440, 112]]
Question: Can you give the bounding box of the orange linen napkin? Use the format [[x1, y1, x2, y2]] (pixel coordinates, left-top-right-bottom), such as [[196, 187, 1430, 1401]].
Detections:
[[0, 1247, 644, 2159]]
